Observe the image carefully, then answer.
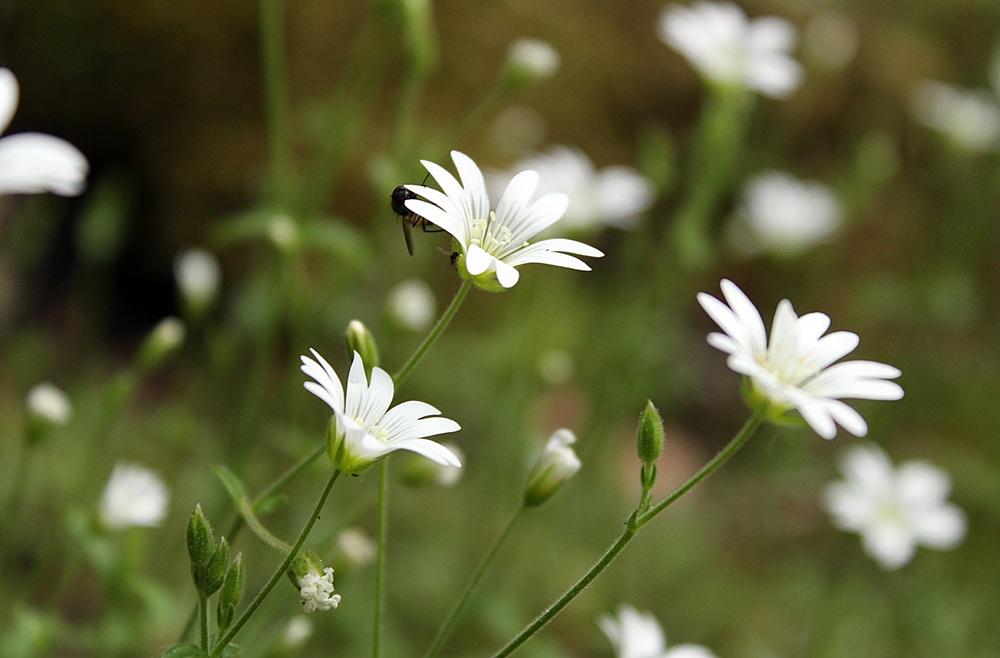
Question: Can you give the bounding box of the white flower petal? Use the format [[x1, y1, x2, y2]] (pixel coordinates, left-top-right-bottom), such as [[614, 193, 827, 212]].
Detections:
[[0, 68, 18, 133], [465, 243, 494, 276], [0, 133, 89, 196]]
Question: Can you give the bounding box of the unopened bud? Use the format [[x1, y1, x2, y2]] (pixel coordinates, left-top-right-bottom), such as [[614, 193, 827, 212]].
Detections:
[[138, 316, 185, 371], [523, 429, 581, 507], [217, 552, 245, 631], [345, 322, 379, 373], [501, 39, 560, 92], [25, 382, 72, 444], [186, 504, 215, 581], [636, 400, 665, 465]]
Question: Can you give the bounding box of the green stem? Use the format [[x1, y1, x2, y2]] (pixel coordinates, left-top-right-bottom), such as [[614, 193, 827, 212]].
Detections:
[[200, 597, 210, 650], [393, 279, 472, 385], [490, 413, 763, 657], [424, 506, 526, 658], [210, 469, 341, 657], [179, 444, 326, 643], [258, 0, 294, 209], [373, 460, 389, 658]]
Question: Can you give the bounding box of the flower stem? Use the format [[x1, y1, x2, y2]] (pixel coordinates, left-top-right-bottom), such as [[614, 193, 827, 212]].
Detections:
[[373, 460, 389, 658], [424, 506, 527, 658], [393, 279, 472, 385], [258, 0, 294, 209], [209, 469, 341, 657], [178, 444, 327, 643], [200, 597, 210, 650], [489, 413, 763, 657]]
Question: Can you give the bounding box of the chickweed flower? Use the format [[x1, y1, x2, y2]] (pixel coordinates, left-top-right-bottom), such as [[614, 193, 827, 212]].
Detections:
[[335, 527, 377, 570], [657, 1, 803, 99], [599, 604, 718, 658], [25, 382, 72, 427], [301, 349, 461, 474], [729, 170, 843, 258], [0, 68, 89, 197], [822, 444, 967, 570], [386, 278, 437, 332], [174, 247, 221, 318], [503, 38, 561, 90], [99, 462, 170, 530], [405, 150, 603, 290], [698, 280, 903, 439], [911, 80, 1000, 153], [489, 145, 654, 233], [523, 428, 581, 507], [296, 564, 341, 613]]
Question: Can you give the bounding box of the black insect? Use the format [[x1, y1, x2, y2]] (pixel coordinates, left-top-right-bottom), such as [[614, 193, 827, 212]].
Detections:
[[391, 177, 442, 255]]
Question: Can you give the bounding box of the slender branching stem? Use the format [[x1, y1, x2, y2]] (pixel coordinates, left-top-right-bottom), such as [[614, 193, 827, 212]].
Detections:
[[393, 279, 472, 386]]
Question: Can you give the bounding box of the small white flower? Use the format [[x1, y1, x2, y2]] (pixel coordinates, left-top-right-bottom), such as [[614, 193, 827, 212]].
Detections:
[[599, 604, 718, 658], [278, 615, 314, 649], [822, 444, 967, 570], [25, 382, 72, 426], [489, 145, 654, 233], [174, 247, 221, 313], [387, 278, 437, 332], [301, 349, 462, 474], [912, 80, 1000, 152], [405, 151, 603, 290], [657, 1, 803, 99], [698, 279, 904, 439], [336, 527, 377, 570], [505, 38, 561, 82], [729, 170, 843, 257], [0, 68, 88, 197], [99, 462, 170, 529], [298, 566, 341, 613], [523, 428, 581, 506]]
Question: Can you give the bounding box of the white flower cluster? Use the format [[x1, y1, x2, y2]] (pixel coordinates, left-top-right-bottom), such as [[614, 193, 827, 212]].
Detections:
[[298, 566, 341, 613]]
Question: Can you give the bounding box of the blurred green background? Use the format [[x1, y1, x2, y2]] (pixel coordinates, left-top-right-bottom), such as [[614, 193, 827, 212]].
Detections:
[[2, 0, 999, 656]]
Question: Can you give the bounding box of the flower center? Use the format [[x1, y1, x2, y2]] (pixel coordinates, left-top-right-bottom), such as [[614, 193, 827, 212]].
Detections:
[[471, 212, 517, 255], [759, 348, 821, 389], [353, 416, 390, 444]]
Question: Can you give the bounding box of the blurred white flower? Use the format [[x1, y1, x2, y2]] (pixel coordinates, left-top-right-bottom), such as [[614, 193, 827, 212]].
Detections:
[[301, 349, 461, 473], [99, 462, 170, 529], [174, 247, 221, 315], [599, 604, 718, 658], [387, 278, 437, 332], [278, 615, 314, 650], [822, 444, 967, 570], [523, 428, 581, 507], [657, 1, 803, 99], [0, 68, 88, 197], [297, 565, 341, 613], [505, 38, 561, 84], [335, 527, 377, 570], [405, 150, 603, 290], [729, 170, 843, 257], [489, 145, 654, 233], [912, 80, 1000, 152], [698, 279, 904, 439], [802, 10, 859, 72], [537, 349, 575, 385], [25, 382, 72, 426]]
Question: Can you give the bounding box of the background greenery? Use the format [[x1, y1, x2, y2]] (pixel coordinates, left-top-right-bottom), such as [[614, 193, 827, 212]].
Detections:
[[1, 0, 999, 656]]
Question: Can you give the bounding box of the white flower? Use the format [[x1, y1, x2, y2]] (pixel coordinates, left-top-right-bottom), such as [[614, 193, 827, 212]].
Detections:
[[174, 247, 221, 313], [0, 68, 88, 197], [523, 428, 581, 506], [25, 382, 72, 426], [405, 150, 603, 290], [729, 170, 843, 257], [387, 278, 437, 332], [697, 279, 903, 439], [657, 1, 803, 99], [488, 145, 654, 233], [599, 605, 718, 658], [505, 38, 561, 82], [911, 80, 1000, 152], [298, 566, 341, 613], [336, 527, 377, 570], [278, 615, 314, 649], [301, 349, 462, 474], [99, 462, 170, 529], [822, 444, 967, 570]]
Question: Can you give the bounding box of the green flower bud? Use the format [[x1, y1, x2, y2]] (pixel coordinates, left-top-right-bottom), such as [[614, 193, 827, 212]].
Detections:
[[500, 39, 560, 92], [345, 321, 379, 373], [217, 553, 245, 632], [636, 400, 665, 465], [138, 316, 185, 371], [200, 537, 230, 596], [523, 429, 581, 507], [186, 504, 215, 569]]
